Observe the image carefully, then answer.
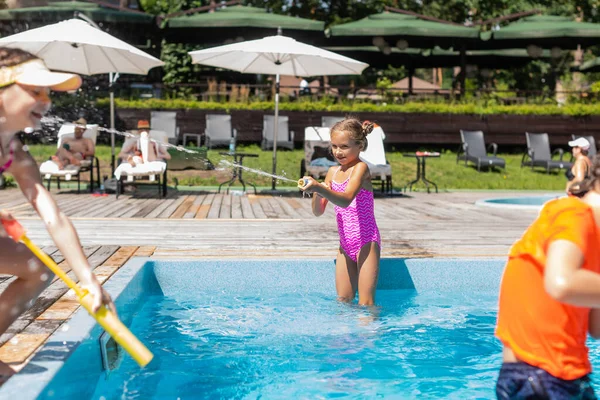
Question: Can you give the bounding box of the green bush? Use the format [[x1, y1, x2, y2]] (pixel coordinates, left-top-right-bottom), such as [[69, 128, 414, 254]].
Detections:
[[95, 98, 600, 117]]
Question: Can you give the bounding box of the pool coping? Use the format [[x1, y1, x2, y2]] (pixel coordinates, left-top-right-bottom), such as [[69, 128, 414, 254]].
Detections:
[[0, 257, 150, 400], [474, 193, 564, 210]]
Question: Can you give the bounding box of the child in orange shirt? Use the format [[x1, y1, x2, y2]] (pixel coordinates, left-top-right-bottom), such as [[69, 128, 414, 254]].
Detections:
[[495, 154, 600, 399]]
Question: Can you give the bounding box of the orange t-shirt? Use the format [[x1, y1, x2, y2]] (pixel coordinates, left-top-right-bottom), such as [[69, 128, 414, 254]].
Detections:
[[496, 196, 600, 380]]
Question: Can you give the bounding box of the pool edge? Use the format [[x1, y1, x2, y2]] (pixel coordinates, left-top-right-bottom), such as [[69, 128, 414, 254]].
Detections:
[[0, 257, 151, 400]]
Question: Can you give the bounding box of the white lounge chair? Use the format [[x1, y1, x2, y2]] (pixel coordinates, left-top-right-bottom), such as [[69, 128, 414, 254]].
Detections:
[[205, 114, 236, 149], [39, 123, 100, 193], [114, 130, 169, 198], [302, 126, 337, 179], [262, 115, 294, 150], [321, 116, 344, 128], [151, 111, 179, 145], [359, 125, 393, 193]]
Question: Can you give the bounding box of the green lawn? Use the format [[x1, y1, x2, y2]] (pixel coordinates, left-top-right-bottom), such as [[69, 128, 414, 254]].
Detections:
[[23, 144, 568, 191]]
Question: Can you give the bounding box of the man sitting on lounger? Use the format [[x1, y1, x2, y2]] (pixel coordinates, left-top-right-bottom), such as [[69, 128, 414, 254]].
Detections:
[[118, 120, 171, 166], [51, 117, 94, 169]]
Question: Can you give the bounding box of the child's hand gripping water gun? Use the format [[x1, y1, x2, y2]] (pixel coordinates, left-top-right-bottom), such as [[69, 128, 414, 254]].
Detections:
[[0, 213, 153, 367]]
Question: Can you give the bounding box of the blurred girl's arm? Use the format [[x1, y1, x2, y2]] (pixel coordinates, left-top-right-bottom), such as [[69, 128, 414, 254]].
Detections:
[[312, 162, 368, 208], [544, 240, 600, 307], [10, 143, 111, 312]]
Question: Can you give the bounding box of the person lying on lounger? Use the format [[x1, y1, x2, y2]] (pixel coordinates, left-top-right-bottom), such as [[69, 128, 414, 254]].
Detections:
[[51, 117, 94, 169], [118, 119, 170, 167]]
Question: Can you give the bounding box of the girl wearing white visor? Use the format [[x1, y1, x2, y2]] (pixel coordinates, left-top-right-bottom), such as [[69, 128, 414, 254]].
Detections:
[[0, 48, 115, 381]]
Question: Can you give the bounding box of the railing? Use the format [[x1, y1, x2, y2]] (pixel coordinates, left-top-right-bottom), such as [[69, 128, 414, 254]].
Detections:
[[88, 81, 598, 105]]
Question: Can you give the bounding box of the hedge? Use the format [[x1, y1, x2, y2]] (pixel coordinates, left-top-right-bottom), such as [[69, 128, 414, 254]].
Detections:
[[95, 98, 600, 117]]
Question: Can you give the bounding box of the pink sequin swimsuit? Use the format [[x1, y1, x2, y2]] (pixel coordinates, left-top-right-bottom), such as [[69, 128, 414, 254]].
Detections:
[[330, 167, 381, 262]]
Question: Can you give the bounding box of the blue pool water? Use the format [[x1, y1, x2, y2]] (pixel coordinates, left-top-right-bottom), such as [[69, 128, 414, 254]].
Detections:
[[91, 290, 500, 399], [5, 259, 600, 399], [476, 194, 563, 209]]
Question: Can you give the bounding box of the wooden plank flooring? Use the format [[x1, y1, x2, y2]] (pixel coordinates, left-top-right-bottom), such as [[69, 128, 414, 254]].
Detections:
[[0, 187, 551, 379]]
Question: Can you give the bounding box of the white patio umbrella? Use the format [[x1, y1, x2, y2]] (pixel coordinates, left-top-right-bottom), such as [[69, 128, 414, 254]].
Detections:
[[0, 18, 164, 173], [189, 34, 368, 190]]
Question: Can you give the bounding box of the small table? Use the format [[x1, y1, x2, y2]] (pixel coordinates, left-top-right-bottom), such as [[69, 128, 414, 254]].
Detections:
[[183, 133, 202, 147], [218, 152, 259, 194], [403, 152, 440, 193]]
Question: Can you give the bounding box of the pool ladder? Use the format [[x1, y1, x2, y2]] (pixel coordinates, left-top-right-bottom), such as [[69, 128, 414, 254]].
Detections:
[[99, 331, 122, 374]]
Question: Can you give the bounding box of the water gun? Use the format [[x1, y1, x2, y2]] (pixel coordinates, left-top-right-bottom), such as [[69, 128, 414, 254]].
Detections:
[[297, 178, 308, 189], [0, 214, 153, 367]]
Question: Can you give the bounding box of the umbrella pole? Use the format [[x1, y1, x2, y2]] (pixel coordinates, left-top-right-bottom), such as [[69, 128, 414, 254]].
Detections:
[[271, 73, 280, 191], [109, 73, 116, 176]]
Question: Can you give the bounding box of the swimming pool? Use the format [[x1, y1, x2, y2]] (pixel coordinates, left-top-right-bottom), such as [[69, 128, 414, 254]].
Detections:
[[3, 258, 600, 399], [476, 194, 564, 210]]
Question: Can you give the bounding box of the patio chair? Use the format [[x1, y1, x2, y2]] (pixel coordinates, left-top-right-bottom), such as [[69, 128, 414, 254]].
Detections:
[[571, 134, 597, 158], [457, 130, 506, 172], [359, 125, 393, 193], [321, 116, 344, 128], [205, 114, 236, 149], [521, 132, 572, 173], [262, 115, 294, 150], [301, 127, 337, 179], [114, 130, 169, 198], [39, 123, 100, 193], [151, 111, 179, 145]]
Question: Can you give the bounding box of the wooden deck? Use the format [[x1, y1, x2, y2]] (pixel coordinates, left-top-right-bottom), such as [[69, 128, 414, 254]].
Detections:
[[0, 187, 545, 379]]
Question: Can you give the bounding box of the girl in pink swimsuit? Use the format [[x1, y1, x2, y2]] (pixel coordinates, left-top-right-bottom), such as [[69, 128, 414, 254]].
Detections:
[[299, 118, 381, 306]]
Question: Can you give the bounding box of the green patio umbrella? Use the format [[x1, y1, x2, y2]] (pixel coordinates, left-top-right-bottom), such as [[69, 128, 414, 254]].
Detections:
[[481, 15, 600, 51], [166, 5, 325, 44], [327, 12, 480, 50], [327, 11, 480, 94], [325, 46, 557, 70], [0, 1, 154, 24]]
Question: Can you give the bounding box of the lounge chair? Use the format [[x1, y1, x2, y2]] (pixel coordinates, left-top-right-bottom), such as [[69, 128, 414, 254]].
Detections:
[[571, 134, 597, 158], [39, 123, 100, 193], [151, 111, 179, 145], [114, 130, 169, 198], [262, 115, 294, 150], [359, 125, 393, 193], [302, 127, 337, 179], [321, 116, 344, 128], [521, 132, 572, 173], [205, 114, 236, 149], [457, 130, 506, 171]]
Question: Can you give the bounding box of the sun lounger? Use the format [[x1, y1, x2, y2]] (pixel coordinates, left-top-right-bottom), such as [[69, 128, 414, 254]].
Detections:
[[114, 130, 169, 198], [40, 123, 100, 193]]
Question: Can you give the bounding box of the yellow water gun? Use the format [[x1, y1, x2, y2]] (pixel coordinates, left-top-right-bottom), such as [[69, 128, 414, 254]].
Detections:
[[0, 214, 153, 367]]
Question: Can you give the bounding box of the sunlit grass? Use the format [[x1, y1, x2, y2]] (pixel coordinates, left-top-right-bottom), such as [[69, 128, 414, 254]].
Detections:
[[24, 144, 568, 191]]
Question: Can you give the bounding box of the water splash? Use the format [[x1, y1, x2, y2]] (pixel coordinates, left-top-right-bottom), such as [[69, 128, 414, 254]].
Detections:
[[218, 159, 296, 184]]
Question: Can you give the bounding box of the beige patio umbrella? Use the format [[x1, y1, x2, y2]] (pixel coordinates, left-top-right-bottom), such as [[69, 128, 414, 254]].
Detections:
[[189, 33, 368, 190], [0, 18, 165, 173]]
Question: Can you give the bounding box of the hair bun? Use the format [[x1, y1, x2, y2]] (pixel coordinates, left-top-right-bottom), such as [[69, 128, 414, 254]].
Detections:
[[361, 120, 375, 136]]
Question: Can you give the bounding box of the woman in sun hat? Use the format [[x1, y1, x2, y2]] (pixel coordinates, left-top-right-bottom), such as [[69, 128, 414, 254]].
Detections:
[[0, 47, 115, 380], [496, 153, 600, 399], [566, 137, 592, 193]]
